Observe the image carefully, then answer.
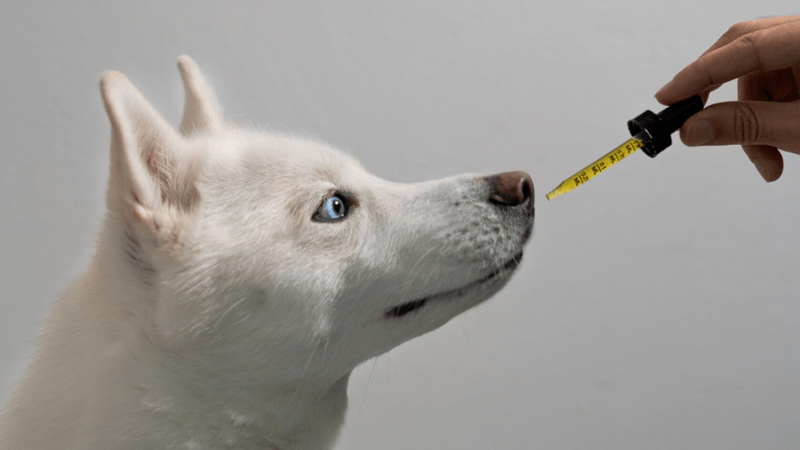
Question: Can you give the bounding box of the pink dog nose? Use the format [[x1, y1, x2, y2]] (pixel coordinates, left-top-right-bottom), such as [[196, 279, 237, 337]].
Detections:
[[488, 171, 534, 206]]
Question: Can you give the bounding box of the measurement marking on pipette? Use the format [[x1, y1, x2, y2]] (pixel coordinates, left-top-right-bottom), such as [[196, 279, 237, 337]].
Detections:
[[546, 137, 643, 201]]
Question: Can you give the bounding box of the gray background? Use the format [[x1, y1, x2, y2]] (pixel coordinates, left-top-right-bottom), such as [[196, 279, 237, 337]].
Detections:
[[2, 1, 799, 449]]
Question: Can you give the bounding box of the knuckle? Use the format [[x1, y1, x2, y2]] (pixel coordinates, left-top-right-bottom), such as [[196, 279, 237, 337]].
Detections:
[[725, 21, 757, 39], [733, 103, 762, 144], [722, 22, 750, 41]]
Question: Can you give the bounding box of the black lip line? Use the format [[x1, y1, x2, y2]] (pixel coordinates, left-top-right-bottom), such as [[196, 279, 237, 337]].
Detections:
[[385, 251, 524, 318]]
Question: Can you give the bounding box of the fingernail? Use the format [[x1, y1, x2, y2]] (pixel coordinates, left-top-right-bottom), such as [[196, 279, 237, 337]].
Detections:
[[753, 161, 772, 182], [685, 120, 713, 146]]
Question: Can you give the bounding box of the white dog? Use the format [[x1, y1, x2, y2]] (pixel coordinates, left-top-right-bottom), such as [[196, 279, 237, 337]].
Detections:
[[0, 56, 534, 449]]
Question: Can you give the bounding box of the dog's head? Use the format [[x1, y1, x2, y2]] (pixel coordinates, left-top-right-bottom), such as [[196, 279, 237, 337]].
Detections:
[[101, 56, 534, 389]]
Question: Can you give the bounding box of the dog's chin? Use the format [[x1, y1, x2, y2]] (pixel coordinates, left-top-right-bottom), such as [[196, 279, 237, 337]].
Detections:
[[384, 251, 524, 319]]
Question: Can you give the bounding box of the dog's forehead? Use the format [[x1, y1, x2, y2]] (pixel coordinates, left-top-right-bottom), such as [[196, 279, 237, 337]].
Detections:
[[198, 130, 375, 204], [205, 130, 359, 173]]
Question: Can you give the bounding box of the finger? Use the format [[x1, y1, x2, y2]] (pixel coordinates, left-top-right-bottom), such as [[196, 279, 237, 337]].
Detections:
[[738, 69, 797, 103], [679, 100, 800, 152], [657, 16, 800, 105], [791, 64, 800, 100], [698, 16, 800, 59], [656, 20, 800, 104], [699, 89, 711, 105], [687, 18, 800, 102], [742, 144, 784, 182]]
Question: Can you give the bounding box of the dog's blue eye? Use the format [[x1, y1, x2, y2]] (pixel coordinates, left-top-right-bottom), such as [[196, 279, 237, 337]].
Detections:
[[316, 195, 347, 222]]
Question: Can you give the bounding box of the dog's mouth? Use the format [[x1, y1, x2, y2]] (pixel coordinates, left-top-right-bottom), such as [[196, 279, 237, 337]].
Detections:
[[384, 251, 524, 318]]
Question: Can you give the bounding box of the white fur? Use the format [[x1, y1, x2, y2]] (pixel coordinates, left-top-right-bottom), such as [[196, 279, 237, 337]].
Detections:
[[0, 56, 534, 449]]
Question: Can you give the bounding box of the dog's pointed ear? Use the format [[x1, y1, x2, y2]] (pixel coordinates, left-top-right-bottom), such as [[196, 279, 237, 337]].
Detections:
[[101, 70, 198, 238], [177, 55, 224, 135]]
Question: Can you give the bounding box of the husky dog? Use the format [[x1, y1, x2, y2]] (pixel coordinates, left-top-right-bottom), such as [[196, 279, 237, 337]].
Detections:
[[0, 56, 534, 449]]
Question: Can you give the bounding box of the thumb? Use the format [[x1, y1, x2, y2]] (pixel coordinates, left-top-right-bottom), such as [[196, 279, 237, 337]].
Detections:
[[679, 100, 800, 152]]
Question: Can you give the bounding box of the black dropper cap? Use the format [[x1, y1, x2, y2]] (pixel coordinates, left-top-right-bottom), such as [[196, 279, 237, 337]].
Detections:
[[627, 95, 705, 158]]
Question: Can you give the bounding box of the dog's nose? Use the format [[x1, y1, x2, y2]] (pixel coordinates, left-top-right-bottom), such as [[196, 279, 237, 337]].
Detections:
[[488, 171, 534, 206]]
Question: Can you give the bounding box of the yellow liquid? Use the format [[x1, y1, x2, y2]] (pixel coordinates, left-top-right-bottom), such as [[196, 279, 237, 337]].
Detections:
[[546, 137, 644, 200]]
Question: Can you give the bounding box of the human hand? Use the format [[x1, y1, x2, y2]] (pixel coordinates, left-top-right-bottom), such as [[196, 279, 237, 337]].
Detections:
[[655, 16, 800, 182]]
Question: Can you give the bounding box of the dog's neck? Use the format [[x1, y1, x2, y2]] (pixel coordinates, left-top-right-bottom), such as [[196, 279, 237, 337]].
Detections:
[[66, 224, 352, 449], [127, 357, 350, 449], [123, 344, 350, 449]]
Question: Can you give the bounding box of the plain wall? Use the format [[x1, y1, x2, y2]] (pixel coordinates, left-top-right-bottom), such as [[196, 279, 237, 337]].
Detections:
[[2, 1, 799, 449]]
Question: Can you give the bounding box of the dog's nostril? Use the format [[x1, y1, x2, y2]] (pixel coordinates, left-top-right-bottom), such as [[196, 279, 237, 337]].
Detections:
[[488, 171, 534, 207]]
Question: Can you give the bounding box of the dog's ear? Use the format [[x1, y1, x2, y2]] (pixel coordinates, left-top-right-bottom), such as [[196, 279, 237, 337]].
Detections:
[[177, 55, 225, 135], [101, 70, 198, 240]]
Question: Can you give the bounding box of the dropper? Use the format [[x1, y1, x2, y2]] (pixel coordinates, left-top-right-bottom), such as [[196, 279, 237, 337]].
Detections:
[[546, 95, 705, 200]]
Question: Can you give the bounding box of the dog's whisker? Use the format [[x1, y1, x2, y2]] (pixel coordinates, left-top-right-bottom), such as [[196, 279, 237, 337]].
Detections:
[[395, 241, 445, 303], [289, 341, 319, 407], [354, 355, 381, 424], [320, 335, 331, 366]]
